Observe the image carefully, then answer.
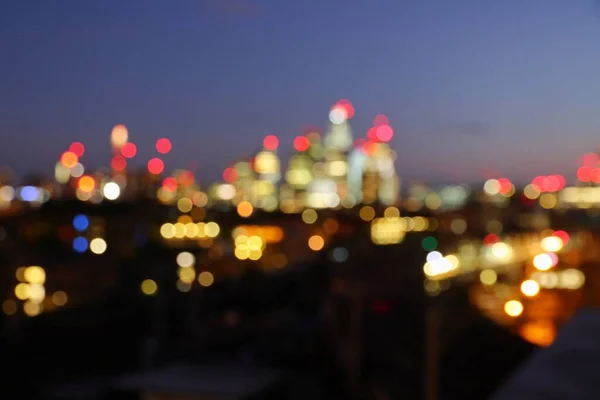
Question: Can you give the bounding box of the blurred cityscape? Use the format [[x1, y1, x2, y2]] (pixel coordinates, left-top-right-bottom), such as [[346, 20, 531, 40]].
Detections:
[[1, 99, 598, 399]]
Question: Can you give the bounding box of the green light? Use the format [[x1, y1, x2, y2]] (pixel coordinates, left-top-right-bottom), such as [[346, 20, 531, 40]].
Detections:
[[422, 236, 438, 251]]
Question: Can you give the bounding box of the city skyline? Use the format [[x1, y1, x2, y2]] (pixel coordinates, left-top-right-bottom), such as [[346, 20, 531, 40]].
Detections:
[[2, 0, 600, 184]]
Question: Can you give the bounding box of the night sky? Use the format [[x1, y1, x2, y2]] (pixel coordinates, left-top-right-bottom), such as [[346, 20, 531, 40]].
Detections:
[[2, 0, 600, 184]]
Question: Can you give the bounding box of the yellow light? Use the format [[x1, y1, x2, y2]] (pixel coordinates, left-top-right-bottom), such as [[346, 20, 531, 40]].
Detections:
[[540, 236, 563, 253], [176, 280, 192, 292], [235, 247, 250, 260], [15, 266, 26, 282], [160, 223, 174, 239], [384, 207, 400, 219], [28, 284, 45, 304], [247, 236, 263, 251], [539, 193, 557, 209], [24, 266, 46, 284], [15, 283, 29, 300], [520, 280, 540, 297], [174, 223, 186, 238], [2, 299, 17, 315], [90, 238, 107, 255], [177, 198, 193, 213], [237, 201, 254, 218], [504, 300, 523, 317], [308, 235, 325, 251], [533, 253, 554, 271], [141, 279, 157, 295], [302, 209, 318, 224], [359, 206, 375, 221], [52, 291, 68, 306], [185, 222, 198, 238], [23, 301, 42, 317], [198, 271, 214, 287], [479, 269, 497, 285], [491, 242, 511, 260], [205, 222, 220, 238], [523, 184, 540, 199], [178, 266, 196, 283]]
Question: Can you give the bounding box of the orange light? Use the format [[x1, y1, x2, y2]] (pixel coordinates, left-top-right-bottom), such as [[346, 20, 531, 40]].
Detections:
[[60, 151, 78, 168], [308, 235, 325, 251], [237, 201, 253, 218], [78, 176, 95, 192]]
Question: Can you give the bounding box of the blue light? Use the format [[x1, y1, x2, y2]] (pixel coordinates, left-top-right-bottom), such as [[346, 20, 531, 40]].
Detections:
[[20, 186, 39, 202], [73, 214, 89, 232], [73, 236, 88, 253]]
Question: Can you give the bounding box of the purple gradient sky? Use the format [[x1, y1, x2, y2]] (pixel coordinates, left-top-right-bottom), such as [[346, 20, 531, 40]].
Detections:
[[1, 0, 600, 184]]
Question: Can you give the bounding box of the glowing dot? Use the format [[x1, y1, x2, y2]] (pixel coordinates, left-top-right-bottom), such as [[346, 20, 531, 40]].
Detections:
[[111, 155, 127, 171], [141, 279, 157, 295], [223, 167, 237, 183], [480, 269, 497, 285], [335, 99, 354, 119], [384, 207, 400, 219], [263, 135, 279, 151], [359, 206, 375, 221], [69, 142, 85, 157], [148, 158, 164, 175], [73, 214, 89, 231], [162, 177, 178, 192], [483, 179, 501, 195], [521, 280, 540, 297], [331, 247, 348, 262], [156, 138, 172, 154], [421, 236, 438, 251], [60, 151, 78, 168], [541, 236, 563, 252], [72, 237, 88, 253], [90, 238, 107, 255], [426, 251, 443, 263], [24, 266, 46, 284], [52, 291, 67, 306], [302, 209, 318, 224], [308, 235, 325, 251], [375, 125, 394, 142], [533, 253, 554, 271], [329, 107, 347, 124], [70, 163, 84, 178], [205, 222, 220, 238], [111, 124, 128, 148], [504, 300, 523, 317], [198, 271, 214, 287], [293, 136, 310, 152], [237, 201, 253, 218], [176, 251, 195, 267], [373, 114, 389, 126], [177, 198, 193, 213], [78, 176, 95, 193], [102, 182, 120, 200], [491, 242, 511, 259], [160, 223, 174, 239], [120, 142, 137, 158]]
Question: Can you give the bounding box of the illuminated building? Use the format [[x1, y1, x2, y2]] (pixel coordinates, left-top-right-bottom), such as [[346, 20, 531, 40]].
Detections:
[[252, 135, 281, 211], [282, 135, 315, 211]]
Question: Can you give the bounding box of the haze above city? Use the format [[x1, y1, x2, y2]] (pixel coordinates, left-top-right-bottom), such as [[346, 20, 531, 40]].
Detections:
[[2, 0, 600, 184]]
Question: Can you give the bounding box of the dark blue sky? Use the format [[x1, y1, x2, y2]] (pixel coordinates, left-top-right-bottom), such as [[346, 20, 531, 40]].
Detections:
[[2, 0, 600, 184]]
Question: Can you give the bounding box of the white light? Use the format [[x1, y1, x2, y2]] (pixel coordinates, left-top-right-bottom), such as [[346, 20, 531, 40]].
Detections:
[[90, 238, 107, 255], [426, 251, 443, 263], [103, 182, 120, 200], [329, 107, 347, 124], [70, 163, 85, 178]]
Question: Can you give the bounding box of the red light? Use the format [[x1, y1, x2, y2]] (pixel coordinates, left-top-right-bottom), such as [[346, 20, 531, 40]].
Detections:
[[178, 170, 195, 186], [147, 158, 164, 175], [335, 99, 355, 119], [577, 166, 593, 182], [592, 169, 600, 184], [263, 135, 279, 151], [293, 136, 310, 152], [162, 177, 178, 192], [582, 153, 599, 166], [371, 300, 391, 314], [354, 138, 366, 148], [375, 125, 394, 142], [156, 138, 172, 154], [520, 194, 536, 206], [483, 233, 499, 245], [367, 127, 378, 141], [111, 155, 127, 172], [373, 114, 389, 126], [553, 230, 570, 246], [120, 142, 137, 158], [498, 178, 512, 194], [223, 167, 237, 183], [362, 141, 377, 156], [555, 175, 566, 190], [69, 142, 85, 157], [532, 176, 545, 190]]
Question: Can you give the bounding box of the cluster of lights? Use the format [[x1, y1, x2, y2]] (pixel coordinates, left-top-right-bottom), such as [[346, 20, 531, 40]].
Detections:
[[370, 207, 406, 245], [234, 235, 265, 260], [483, 178, 514, 197], [0, 185, 49, 207], [5, 266, 67, 317], [173, 251, 214, 291], [71, 214, 108, 254], [160, 221, 220, 240], [423, 251, 460, 280], [231, 225, 284, 244]]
